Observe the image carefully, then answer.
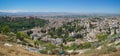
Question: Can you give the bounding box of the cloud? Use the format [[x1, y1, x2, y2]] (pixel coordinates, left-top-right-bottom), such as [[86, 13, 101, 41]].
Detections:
[[0, 10, 29, 13]]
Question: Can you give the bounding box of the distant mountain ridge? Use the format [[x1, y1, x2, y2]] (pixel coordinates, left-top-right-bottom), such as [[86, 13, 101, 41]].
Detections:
[[0, 12, 120, 16]]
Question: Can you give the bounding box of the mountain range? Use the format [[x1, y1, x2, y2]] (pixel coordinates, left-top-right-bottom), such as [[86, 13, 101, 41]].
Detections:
[[0, 12, 120, 17]]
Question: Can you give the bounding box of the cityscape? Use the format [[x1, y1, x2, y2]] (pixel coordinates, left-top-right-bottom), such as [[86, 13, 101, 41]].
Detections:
[[0, 0, 120, 56]]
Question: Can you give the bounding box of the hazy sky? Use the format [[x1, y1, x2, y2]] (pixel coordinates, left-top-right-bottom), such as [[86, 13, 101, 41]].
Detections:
[[0, 0, 120, 14]]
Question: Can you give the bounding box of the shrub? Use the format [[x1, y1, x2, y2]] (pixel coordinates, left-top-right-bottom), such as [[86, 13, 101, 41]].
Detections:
[[101, 46, 117, 54], [98, 46, 117, 54], [39, 50, 47, 54], [83, 42, 91, 48], [44, 43, 56, 50], [69, 43, 78, 50], [116, 42, 120, 46], [83, 46, 117, 56], [96, 33, 108, 41], [66, 37, 75, 41]]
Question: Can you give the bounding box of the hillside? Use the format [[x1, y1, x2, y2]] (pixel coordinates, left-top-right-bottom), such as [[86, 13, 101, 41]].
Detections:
[[0, 16, 120, 56], [0, 34, 54, 56], [0, 16, 48, 32]]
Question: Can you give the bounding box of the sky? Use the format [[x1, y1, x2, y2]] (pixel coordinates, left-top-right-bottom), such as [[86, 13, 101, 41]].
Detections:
[[0, 0, 120, 14]]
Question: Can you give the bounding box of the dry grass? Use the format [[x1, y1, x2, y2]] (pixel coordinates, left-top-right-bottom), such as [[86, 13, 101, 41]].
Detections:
[[0, 43, 62, 56], [0, 34, 7, 42], [0, 34, 52, 56], [77, 48, 120, 56], [1, 34, 120, 56], [0, 44, 42, 56]]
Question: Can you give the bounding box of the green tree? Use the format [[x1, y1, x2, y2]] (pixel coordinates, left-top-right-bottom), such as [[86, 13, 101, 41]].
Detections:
[[16, 32, 30, 41], [1, 25, 10, 34], [16, 32, 24, 41]]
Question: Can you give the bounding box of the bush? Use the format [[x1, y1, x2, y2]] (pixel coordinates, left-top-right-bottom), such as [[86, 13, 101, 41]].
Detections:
[[66, 37, 75, 41], [16, 32, 30, 42], [39, 50, 47, 54], [94, 46, 117, 55], [44, 43, 56, 50], [96, 33, 108, 41], [116, 42, 120, 46], [83, 42, 91, 48], [64, 42, 92, 50], [78, 42, 91, 49], [34, 40, 40, 47], [69, 43, 78, 50], [83, 46, 117, 56], [98, 46, 117, 54]]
